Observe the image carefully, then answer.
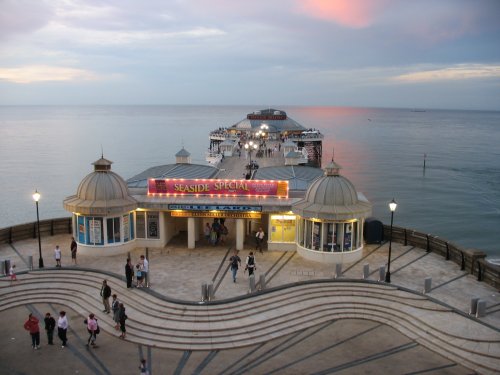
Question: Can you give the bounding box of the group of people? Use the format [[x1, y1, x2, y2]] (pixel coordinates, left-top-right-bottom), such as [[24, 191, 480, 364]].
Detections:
[[125, 254, 149, 288], [205, 218, 228, 246], [52, 237, 78, 268], [229, 250, 257, 282], [100, 280, 128, 339], [23, 311, 68, 349]]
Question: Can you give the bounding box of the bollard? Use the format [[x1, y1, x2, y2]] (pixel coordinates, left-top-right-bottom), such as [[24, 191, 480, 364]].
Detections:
[[335, 264, 342, 279], [145, 248, 150, 287], [362, 264, 370, 279], [378, 266, 385, 282], [201, 283, 208, 302], [28, 255, 33, 271], [249, 274, 256, 293], [4, 259, 11, 276], [424, 277, 432, 294], [259, 274, 266, 290], [469, 297, 479, 315], [207, 283, 214, 301], [476, 300, 487, 318]]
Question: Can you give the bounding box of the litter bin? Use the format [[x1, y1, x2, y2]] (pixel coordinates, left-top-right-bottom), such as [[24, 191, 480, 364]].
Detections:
[[4, 259, 11, 275]]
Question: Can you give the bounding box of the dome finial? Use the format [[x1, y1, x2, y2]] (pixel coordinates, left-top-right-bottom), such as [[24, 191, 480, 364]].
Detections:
[[324, 148, 341, 176]]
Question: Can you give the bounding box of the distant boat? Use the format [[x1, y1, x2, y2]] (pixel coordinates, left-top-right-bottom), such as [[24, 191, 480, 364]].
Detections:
[[411, 108, 426, 112]]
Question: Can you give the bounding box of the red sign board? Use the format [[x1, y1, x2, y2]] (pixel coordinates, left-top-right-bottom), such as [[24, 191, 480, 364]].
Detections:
[[148, 179, 288, 198]]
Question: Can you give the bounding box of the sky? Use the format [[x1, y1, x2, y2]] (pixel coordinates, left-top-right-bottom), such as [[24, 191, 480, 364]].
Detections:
[[0, 0, 499, 110]]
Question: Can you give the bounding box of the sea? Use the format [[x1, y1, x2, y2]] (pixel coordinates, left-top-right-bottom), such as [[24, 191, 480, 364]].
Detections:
[[0, 105, 499, 258]]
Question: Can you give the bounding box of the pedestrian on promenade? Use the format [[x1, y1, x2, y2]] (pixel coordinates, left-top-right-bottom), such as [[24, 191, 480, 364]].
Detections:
[[86, 313, 98, 347], [136, 263, 145, 288], [118, 303, 127, 339], [57, 311, 68, 348], [44, 312, 55, 345], [229, 250, 241, 283], [70, 237, 77, 265], [204, 223, 211, 244], [245, 252, 256, 276], [112, 294, 120, 330], [9, 264, 17, 285], [100, 280, 111, 313], [125, 258, 134, 288], [255, 227, 265, 253], [54, 245, 62, 267], [139, 358, 150, 375], [140, 255, 149, 287], [220, 223, 228, 245], [23, 313, 40, 349]]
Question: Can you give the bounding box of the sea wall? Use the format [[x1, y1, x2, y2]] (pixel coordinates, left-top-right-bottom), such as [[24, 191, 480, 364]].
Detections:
[[0, 217, 72, 245], [383, 225, 500, 290]]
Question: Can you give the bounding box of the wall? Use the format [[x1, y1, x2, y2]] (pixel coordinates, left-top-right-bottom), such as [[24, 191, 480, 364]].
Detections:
[[383, 225, 500, 289]]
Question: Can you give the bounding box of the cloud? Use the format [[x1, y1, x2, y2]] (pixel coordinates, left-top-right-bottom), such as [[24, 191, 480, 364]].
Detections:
[[0, 65, 101, 84], [393, 64, 500, 83], [297, 0, 391, 28], [0, 0, 54, 39]]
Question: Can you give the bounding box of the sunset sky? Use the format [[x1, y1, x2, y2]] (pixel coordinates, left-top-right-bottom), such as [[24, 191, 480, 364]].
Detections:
[[1, 0, 499, 109]]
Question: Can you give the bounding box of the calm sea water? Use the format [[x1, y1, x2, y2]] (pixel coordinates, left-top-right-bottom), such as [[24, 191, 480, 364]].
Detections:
[[0, 106, 499, 257]]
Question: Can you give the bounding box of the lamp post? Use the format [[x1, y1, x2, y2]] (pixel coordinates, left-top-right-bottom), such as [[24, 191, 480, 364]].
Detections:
[[32, 190, 44, 268], [385, 198, 397, 283], [244, 141, 258, 166]]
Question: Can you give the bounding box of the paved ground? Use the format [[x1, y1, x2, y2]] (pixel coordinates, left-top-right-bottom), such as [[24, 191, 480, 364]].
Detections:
[[1, 233, 499, 374]]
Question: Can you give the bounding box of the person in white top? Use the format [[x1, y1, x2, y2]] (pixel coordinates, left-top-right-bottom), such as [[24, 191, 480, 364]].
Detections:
[[57, 311, 68, 348], [255, 227, 265, 253], [140, 255, 149, 287], [9, 264, 17, 285], [54, 245, 62, 267]]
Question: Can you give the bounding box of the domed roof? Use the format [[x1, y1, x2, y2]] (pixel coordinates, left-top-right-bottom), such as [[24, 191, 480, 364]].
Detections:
[[292, 160, 371, 220], [64, 157, 137, 216]]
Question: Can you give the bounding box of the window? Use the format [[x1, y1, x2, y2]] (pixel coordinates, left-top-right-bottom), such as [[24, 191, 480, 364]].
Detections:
[[86, 217, 103, 245], [147, 212, 159, 239], [107, 217, 120, 244], [123, 214, 130, 242], [136, 212, 146, 238], [270, 215, 296, 243]]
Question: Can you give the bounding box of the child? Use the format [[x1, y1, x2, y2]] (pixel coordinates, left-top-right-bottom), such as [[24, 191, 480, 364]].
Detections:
[[9, 264, 17, 285]]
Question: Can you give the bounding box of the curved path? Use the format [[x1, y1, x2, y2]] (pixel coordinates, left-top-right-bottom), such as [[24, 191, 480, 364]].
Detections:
[[1, 268, 499, 374]]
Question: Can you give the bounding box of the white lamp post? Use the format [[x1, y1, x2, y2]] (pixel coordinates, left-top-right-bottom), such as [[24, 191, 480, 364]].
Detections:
[[32, 190, 44, 268], [385, 198, 397, 283]]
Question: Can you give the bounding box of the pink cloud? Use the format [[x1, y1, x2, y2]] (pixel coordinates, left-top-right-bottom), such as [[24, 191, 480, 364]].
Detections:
[[297, 0, 391, 28]]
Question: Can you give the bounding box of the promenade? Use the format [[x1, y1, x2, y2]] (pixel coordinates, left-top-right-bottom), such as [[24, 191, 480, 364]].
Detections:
[[1, 232, 499, 374]]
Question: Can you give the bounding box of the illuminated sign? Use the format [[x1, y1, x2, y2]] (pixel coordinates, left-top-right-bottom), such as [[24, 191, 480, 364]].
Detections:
[[148, 179, 288, 198], [168, 204, 262, 212], [171, 211, 261, 219]]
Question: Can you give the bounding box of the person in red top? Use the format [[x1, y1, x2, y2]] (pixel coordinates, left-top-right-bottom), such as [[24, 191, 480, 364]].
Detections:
[[23, 313, 40, 349]]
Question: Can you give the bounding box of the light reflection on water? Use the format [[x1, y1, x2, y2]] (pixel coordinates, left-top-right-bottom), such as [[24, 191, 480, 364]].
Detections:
[[0, 105, 499, 256]]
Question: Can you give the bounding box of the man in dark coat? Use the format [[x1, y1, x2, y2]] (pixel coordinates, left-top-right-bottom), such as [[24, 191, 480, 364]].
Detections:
[[44, 312, 56, 345], [125, 258, 133, 288], [100, 280, 111, 313]]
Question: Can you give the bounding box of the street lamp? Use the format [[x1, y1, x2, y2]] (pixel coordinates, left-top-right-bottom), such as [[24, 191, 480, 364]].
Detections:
[[32, 190, 44, 268], [244, 141, 258, 165], [385, 198, 397, 283]]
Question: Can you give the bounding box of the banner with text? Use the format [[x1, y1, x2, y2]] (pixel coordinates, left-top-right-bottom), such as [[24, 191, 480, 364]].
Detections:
[[148, 179, 288, 198]]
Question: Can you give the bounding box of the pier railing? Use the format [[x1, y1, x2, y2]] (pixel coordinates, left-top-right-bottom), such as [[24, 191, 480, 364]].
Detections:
[[0, 217, 72, 245], [383, 225, 500, 289]]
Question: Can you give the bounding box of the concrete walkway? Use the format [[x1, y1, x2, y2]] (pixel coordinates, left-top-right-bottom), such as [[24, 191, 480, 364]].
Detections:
[[1, 234, 499, 374]]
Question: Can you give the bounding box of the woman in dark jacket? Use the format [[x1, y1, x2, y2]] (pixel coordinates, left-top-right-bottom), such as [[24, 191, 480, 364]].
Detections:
[[118, 303, 127, 339], [125, 258, 133, 288]]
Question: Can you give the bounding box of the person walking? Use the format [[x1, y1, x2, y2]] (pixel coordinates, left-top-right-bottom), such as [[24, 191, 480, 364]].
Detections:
[[140, 255, 149, 287], [54, 245, 62, 267], [57, 311, 68, 348], [23, 313, 40, 349], [135, 263, 145, 288], [139, 358, 150, 375], [9, 264, 17, 285], [245, 252, 257, 276], [255, 227, 265, 253], [118, 303, 127, 339], [70, 237, 77, 265], [112, 294, 120, 330], [44, 312, 56, 345], [86, 313, 98, 347], [204, 223, 211, 244], [125, 258, 134, 288], [100, 280, 111, 313], [229, 250, 241, 283]]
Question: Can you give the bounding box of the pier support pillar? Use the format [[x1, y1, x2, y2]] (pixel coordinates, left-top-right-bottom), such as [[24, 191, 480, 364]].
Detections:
[[236, 219, 245, 251], [187, 217, 196, 249]]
